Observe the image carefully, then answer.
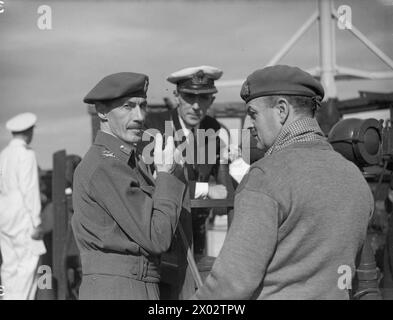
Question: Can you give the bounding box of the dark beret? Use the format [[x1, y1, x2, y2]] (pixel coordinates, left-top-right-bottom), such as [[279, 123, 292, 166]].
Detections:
[[83, 72, 149, 104], [240, 65, 324, 103]]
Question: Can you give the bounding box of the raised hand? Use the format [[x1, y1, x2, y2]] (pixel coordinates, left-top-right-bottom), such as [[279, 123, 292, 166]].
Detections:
[[154, 133, 176, 174]]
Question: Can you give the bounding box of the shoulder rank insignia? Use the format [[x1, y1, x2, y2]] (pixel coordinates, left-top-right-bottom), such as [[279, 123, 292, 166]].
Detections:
[[102, 150, 116, 158]]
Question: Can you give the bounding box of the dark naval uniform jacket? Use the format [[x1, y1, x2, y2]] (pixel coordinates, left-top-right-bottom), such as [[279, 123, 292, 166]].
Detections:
[[143, 108, 233, 299], [144, 108, 225, 197], [71, 131, 185, 300]]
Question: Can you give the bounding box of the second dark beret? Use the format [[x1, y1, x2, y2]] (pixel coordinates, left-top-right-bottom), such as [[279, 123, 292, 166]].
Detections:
[[240, 65, 324, 103]]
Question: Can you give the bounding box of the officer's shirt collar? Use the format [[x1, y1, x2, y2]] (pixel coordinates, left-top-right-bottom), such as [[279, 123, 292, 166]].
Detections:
[[178, 113, 200, 138], [9, 137, 27, 147], [94, 130, 136, 163]]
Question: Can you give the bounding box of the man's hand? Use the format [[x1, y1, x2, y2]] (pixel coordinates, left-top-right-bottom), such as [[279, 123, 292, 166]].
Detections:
[[208, 184, 228, 199], [154, 134, 177, 174], [228, 144, 242, 162], [220, 143, 242, 164]]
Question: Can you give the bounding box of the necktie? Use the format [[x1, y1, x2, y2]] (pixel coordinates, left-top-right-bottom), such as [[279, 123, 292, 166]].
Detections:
[[186, 128, 198, 181], [191, 128, 198, 165], [128, 149, 136, 168]]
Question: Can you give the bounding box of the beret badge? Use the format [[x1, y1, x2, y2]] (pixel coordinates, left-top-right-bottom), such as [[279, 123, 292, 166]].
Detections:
[[144, 78, 149, 93], [241, 81, 250, 99]]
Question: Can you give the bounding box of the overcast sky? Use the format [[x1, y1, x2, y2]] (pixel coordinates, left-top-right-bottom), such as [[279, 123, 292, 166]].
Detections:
[[0, 0, 392, 168]]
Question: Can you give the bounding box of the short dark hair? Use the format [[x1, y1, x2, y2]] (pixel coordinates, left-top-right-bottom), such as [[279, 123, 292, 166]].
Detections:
[[266, 95, 319, 117]]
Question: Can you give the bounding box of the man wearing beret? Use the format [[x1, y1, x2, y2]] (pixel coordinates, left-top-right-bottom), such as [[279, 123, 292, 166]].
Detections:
[[191, 65, 373, 299], [71, 72, 185, 299], [143, 66, 232, 299], [0, 113, 46, 299]]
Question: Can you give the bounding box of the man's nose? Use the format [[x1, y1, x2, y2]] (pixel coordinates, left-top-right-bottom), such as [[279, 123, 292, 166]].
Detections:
[[191, 101, 200, 110], [134, 104, 144, 122], [243, 115, 253, 129]]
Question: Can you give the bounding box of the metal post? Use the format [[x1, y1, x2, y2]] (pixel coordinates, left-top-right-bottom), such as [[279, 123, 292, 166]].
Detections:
[[332, 11, 393, 71], [319, 0, 337, 99], [266, 11, 319, 66], [52, 150, 68, 300], [353, 237, 382, 300], [216, 0, 393, 88], [330, 0, 336, 70]]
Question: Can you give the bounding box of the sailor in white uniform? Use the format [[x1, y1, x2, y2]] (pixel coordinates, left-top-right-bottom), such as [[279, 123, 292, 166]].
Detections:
[[0, 112, 46, 300]]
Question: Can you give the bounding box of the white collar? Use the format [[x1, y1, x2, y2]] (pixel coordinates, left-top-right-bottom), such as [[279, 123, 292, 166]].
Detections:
[[9, 138, 27, 147], [177, 113, 200, 137]]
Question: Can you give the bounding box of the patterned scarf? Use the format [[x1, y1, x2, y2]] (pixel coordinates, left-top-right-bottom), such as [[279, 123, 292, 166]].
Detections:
[[265, 117, 325, 156]]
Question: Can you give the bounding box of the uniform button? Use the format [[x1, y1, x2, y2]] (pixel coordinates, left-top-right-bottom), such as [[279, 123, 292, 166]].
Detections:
[[120, 145, 132, 155]]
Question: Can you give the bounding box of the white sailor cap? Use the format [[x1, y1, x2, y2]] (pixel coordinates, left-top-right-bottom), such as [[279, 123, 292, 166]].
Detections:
[[167, 65, 223, 94], [6, 112, 37, 132]]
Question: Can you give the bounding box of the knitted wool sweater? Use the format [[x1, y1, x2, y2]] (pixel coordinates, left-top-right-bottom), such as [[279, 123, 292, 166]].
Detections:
[[192, 118, 373, 300]]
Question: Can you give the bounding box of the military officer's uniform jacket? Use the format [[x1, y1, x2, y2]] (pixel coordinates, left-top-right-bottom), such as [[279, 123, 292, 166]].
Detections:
[[71, 131, 185, 299]]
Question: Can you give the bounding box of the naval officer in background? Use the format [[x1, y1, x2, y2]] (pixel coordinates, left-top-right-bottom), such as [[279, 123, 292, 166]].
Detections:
[[143, 66, 233, 299], [0, 113, 46, 300]]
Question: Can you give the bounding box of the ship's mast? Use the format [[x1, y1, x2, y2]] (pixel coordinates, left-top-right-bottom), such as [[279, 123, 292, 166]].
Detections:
[[217, 0, 393, 101]]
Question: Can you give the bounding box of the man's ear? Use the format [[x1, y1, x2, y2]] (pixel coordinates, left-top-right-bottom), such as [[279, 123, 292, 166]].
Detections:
[[173, 90, 181, 106], [275, 98, 290, 124], [210, 95, 216, 104], [95, 103, 108, 122], [97, 112, 108, 121]]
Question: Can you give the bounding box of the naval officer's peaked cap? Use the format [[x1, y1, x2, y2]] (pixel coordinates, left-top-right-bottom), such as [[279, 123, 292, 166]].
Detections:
[[167, 65, 223, 94], [83, 72, 149, 104], [240, 65, 325, 103], [6, 112, 37, 132]]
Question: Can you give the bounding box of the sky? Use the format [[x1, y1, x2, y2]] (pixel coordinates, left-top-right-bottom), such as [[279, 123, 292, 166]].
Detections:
[[0, 0, 392, 168]]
